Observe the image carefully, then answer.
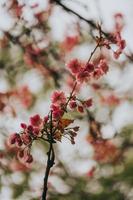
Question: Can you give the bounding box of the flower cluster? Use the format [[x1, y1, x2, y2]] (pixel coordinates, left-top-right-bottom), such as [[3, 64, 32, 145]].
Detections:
[[8, 84, 93, 164], [8, 114, 43, 165], [94, 13, 126, 59], [67, 58, 108, 83], [69, 96, 93, 113], [51, 90, 93, 115], [8, 113, 79, 164], [51, 91, 67, 119]]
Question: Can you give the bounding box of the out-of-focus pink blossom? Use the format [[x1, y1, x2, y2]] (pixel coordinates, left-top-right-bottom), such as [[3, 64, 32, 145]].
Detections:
[[61, 35, 79, 52]]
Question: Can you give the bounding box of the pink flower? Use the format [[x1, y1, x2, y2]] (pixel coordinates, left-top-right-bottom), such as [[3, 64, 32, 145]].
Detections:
[[51, 104, 64, 119], [69, 101, 77, 109], [17, 149, 33, 164], [21, 133, 31, 145], [44, 115, 49, 123], [16, 136, 23, 147], [25, 154, 33, 163], [30, 114, 42, 127], [112, 32, 126, 59], [8, 133, 18, 145], [98, 59, 108, 74], [8, 133, 22, 147], [20, 123, 27, 129], [66, 59, 105, 83], [102, 39, 111, 49], [119, 39, 126, 50], [73, 126, 80, 132], [85, 62, 94, 73], [92, 59, 108, 79], [77, 105, 84, 113], [113, 49, 122, 59], [84, 98, 93, 108], [51, 91, 66, 106], [66, 59, 81, 75], [33, 127, 40, 136], [93, 68, 103, 79], [76, 69, 90, 83], [17, 150, 24, 159], [27, 125, 33, 132]]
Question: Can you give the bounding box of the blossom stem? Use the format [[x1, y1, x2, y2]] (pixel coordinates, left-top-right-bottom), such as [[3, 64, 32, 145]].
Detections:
[[65, 81, 77, 109], [87, 43, 100, 63]]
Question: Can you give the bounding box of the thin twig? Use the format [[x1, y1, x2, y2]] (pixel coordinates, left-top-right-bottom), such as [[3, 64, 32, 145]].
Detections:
[[87, 43, 100, 63], [65, 81, 77, 109]]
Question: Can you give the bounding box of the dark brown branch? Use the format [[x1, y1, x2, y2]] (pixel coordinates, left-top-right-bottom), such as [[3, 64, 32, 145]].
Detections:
[[41, 142, 55, 200], [41, 112, 55, 200], [53, 0, 109, 37], [54, 0, 97, 28]]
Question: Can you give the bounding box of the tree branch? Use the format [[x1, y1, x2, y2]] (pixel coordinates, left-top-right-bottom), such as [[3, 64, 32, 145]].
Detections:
[[53, 0, 109, 37], [41, 112, 55, 200]]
